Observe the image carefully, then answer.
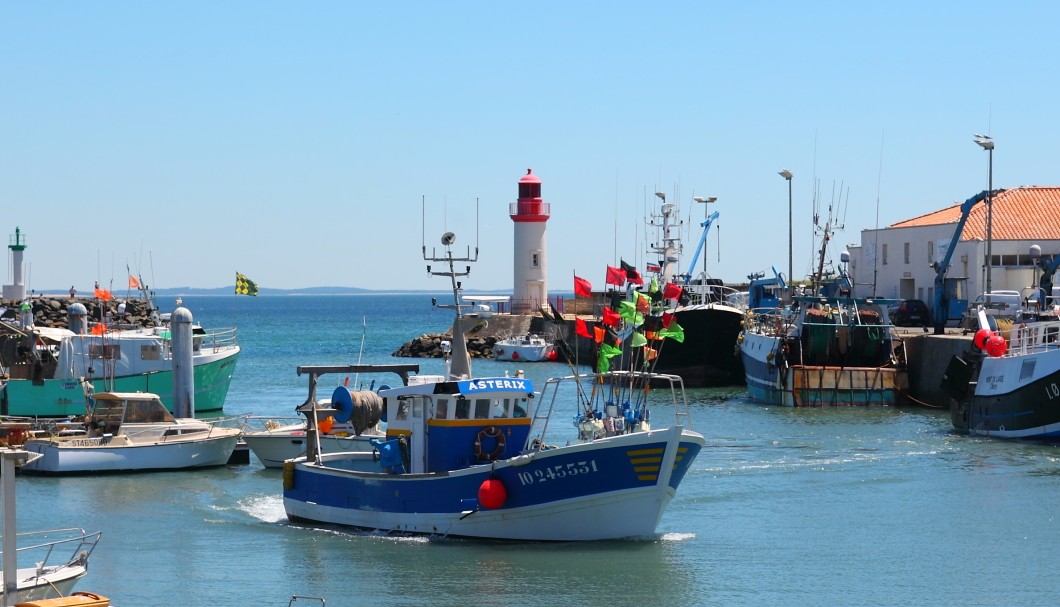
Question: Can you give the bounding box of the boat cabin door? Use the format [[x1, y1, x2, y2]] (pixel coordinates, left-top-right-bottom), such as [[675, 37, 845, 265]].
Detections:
[[408, 396, 428, 473]]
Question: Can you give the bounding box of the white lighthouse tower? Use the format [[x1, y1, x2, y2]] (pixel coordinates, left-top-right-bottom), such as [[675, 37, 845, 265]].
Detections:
[[3, 227, 28, 301], [510, 168, 550, 314]]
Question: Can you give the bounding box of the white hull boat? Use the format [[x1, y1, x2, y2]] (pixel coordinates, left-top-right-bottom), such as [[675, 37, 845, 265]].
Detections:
[[20, 392, 242, 474]]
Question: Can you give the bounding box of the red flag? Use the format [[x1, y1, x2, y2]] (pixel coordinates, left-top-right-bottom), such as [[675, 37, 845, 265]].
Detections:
[[663, 283, 683, 300], [602, 307, 621, 328], [128, 275, 142, 289], [646, 262, 661, 273], [605, 266, 626, 286], [94, 288, 114, 302], [575, 318, 591, 338], [574, 275, 592, 298], [662, 311, 675, 328], [593, 326, 606, 344], [621, 260, 644, 286]]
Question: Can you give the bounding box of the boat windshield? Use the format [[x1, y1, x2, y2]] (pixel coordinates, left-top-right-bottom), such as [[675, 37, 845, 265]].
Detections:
[[91, 395, 176, 424]]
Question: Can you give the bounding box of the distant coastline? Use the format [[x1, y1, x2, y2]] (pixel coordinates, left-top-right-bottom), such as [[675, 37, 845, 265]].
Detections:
[[33, 286, 520, 297]]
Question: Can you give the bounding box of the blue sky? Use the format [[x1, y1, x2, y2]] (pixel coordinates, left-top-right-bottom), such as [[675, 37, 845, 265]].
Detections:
[[3, 2, 1057, 293]]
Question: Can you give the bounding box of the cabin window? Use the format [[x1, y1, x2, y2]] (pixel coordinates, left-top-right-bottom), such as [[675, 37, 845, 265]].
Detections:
[[491, 398, 508, 418], [412, 400, 423, 419], [140, 344, 162, 360], [434, 398, 449, 419], [474, 399, 491, 419], [89, 344, 120, 360], [455, 398, 470, 419], [396, 401, 410, 421], [513, 398, 528, 418]]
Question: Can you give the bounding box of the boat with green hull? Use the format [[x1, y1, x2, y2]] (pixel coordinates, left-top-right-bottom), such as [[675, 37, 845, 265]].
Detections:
[[0, 310, 239, 417]]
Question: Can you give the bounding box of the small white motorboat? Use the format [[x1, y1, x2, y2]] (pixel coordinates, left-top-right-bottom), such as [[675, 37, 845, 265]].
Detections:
[[19, 392, 243, 474], [0, 527, 101, 604], [243, 364, 419, 468], [491, 333, 556, 362]]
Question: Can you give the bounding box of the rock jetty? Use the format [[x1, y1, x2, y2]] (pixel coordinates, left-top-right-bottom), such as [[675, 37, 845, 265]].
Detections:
[[392, 333, 497, 359], [0, 296, 158, 329]]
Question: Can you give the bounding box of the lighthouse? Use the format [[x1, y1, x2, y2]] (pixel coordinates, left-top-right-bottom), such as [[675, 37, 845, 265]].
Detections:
[[510, 168, 550, 314], [3, 227, 28, 301]]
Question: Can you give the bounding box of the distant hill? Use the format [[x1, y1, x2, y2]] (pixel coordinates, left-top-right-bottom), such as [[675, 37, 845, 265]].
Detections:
[[40, 286, 516, 297]]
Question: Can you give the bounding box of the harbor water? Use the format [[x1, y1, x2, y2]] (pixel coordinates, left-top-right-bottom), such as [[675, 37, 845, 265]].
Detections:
[[12, 294, 1060, 606]]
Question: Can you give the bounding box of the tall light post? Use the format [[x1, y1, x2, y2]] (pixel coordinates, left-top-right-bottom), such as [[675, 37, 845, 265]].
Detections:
[[693, 195, 717, 275], [779, 170, 794, 301], [974, 134, 994, 296]]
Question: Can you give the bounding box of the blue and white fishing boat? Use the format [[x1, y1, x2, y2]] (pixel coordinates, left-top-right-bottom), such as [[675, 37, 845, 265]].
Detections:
[[739, 217, 908, 406], [282, 230, 705, 541]]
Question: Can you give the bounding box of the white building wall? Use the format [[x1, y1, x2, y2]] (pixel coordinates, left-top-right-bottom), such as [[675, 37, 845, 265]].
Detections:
[[848, 224, 1060, 314]]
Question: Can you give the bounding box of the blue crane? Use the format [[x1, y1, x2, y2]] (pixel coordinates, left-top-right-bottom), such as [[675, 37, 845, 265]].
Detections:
[[932, 190, 988, 334], [682, 210, 720, 285]]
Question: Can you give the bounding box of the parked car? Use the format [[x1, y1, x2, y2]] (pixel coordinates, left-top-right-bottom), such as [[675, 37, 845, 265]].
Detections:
[[889, 299, 929, 326]]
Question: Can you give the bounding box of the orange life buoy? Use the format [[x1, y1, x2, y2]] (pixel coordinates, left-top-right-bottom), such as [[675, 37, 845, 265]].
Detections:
[[474, 426, 506, 461]]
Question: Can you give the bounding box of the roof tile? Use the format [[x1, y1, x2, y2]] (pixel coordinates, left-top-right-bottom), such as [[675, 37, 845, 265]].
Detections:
[[890, 186, 1060, 241]]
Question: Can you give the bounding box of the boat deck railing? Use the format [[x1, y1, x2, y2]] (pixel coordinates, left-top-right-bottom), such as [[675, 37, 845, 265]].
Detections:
[[200, 326, 238, 352], [3, 527, 102, 574], [531, 370, 691, 446], [1004, 318, 1060, 357]]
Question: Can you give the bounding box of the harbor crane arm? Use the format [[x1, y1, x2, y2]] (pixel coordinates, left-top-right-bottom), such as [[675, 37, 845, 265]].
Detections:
[[682, 210, 720, 284], [932, 190, 988, 334]]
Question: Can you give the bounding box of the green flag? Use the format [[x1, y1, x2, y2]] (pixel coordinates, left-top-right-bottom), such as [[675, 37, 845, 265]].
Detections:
[[618, 300, 644, 326], [658, 322, 685, 343], [596, 342, 623, 373], [629, 331, 648, 348], [235, 272, 259, 296]]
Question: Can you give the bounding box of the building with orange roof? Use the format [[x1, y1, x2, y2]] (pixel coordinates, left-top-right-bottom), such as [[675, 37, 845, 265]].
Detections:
[[846, 186, 1060, 322]]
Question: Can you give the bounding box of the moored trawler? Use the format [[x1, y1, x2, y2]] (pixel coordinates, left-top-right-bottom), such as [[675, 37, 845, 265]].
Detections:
[[740, 295, 908, 406], [949, 307, 1060, 439]]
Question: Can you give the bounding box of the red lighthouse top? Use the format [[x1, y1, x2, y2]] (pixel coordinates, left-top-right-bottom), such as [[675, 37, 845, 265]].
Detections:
[[510, 168, 550, 223]]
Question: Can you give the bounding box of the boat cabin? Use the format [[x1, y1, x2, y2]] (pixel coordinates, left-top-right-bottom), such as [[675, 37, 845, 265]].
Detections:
[[85, 392, 176, 435], [377, 375, 534, 474]]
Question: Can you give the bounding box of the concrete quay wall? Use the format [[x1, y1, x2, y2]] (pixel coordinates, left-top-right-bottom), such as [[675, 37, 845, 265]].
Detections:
[[901, 330, 973, 408]]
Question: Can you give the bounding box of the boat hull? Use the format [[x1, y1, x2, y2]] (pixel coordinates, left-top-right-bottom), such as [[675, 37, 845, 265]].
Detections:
[[641, 304, 745, 387], [20, 432, 241, 474], [284, 426, 704, 541], [0, 348, 239, 417], [741, 331, 904, 406], [953, 341, 1060, 439], [243, 427, 380, 469]]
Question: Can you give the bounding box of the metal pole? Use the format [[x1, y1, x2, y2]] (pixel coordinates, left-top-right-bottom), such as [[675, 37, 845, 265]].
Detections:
[[986, 147, 993, 295], [788, 177, 793, 302]]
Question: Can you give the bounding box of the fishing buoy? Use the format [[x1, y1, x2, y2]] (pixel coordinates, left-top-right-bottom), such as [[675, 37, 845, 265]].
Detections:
[[511, 351, 520, 360], [478, 478, 507, 509], [974, 329, 992, 350], [318, 416, 334, 434], [547, 349, 559, 361], [986, 334, 1007, 357]]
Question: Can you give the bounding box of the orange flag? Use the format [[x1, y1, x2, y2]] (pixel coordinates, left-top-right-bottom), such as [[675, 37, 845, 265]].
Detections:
[[129, 275, 142, 289]]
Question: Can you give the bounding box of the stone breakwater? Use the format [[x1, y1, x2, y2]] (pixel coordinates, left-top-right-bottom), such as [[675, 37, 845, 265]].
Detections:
[[0, 296, 158, 329], [392, 334, 498, 359]]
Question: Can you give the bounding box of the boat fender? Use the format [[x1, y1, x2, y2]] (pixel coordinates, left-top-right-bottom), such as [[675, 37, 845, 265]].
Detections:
[[474, 426, 506, 461], [283, 461, 295, 491], [478, 477, 507, 509]]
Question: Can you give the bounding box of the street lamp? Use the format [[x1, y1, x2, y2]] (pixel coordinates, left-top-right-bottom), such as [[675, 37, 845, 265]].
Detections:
[[693, 196, 717, 275], [779, 169, 794, 302], [974, 134, 994, 297]]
